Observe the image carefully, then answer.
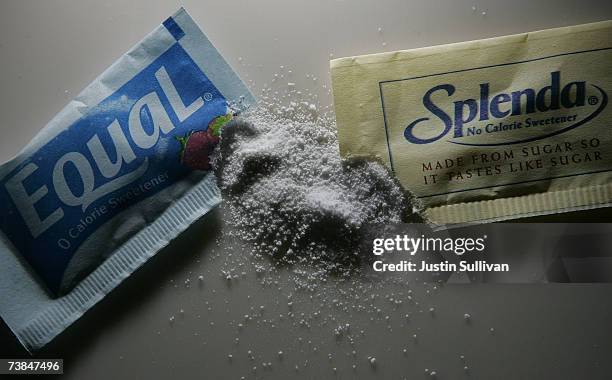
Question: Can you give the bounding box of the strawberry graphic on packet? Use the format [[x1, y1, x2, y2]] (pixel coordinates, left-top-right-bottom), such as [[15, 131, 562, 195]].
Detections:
[[178, 113, 233, 171]]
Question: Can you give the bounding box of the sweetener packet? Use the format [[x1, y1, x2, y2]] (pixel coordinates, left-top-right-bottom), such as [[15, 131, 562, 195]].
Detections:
[[330, 21, 611, 225], [0, 8, 254, 351]]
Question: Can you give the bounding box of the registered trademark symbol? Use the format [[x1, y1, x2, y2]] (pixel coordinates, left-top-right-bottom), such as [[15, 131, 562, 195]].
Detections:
[[588, 95, 599, 106], [203, 92, 213, 101]]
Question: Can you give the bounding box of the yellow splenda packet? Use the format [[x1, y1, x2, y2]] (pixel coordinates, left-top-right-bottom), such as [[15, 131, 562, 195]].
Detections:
[[331, 21, 612, 225]]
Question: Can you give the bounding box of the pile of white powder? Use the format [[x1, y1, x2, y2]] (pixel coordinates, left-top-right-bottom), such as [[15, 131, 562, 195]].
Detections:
[[213, 102, 423, 271], [166, 99, 480, 380]]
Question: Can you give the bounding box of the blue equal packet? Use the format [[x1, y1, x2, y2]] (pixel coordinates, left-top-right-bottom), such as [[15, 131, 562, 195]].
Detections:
[[0, 8, 254, 351]]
